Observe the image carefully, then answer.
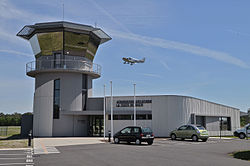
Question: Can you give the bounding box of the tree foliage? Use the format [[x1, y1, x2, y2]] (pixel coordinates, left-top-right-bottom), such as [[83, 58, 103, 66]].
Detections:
[[240, 116, 249, 127], [0, 112, 33, 126]]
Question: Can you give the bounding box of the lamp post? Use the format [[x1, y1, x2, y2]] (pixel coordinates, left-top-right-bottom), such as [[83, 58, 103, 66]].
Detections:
[[103, 84, 106, 140], [133, 83, 136, 126], [110, 81, 113, 138]]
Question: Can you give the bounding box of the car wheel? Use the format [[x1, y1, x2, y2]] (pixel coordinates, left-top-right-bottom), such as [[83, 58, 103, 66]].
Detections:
[[239, 133, 246, 139], [171, 134, 176, 140], [147, 140, 153, 145], [201, 138, 208, 142], [192, 135, 198, 142], [114, 137, 120, 144], [135, 139, 141, 145]]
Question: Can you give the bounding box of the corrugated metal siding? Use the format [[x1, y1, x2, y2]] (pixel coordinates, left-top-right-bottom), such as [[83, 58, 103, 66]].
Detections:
[[182, 97, 240, 136], [103, 95, 240, 137]]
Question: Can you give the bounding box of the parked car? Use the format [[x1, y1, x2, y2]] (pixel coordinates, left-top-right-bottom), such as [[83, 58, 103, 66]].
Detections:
[[234, 123, 250, 139], [113, 126, 154, 145], [170, 124, 209, 142]]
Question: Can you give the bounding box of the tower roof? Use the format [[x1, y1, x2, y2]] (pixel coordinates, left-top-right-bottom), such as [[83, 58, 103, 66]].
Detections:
[[17, 21, 111, 44]]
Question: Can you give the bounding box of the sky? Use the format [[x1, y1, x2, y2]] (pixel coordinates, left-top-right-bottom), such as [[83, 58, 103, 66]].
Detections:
[[0, 0, 250, 113]]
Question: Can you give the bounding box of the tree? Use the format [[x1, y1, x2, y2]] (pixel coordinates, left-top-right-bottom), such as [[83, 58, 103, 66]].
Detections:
[[0, 112, 32, 126]]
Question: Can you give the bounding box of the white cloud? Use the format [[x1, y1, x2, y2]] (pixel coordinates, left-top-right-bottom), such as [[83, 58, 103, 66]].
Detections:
[[88, 0, 132, 33], [0, 49, 32, 57], [0, 0, 24, 19], [160, 61, 171, 71], [0, 0, 57, 22], [226, 29, 250, 37], [0, 26, 25, 45], [109, 30, 249, 69], [141, 73, 162, 78], [88, 0, 248, 69]]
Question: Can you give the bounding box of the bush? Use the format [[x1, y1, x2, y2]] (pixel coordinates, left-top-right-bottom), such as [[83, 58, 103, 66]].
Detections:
[[233, 151, 250, 161]]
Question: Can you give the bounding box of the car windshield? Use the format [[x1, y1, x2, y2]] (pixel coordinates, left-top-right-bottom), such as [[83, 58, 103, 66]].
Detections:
[[142, 127, 152, 133], [196, 126, 205, 130]]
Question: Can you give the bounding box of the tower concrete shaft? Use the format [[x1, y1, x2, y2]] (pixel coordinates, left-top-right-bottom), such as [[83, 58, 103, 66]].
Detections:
[[17, 21, 111, 136]]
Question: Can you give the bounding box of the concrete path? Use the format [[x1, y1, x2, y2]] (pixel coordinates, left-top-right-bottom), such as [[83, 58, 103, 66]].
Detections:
[[34, 137, 104, 155]]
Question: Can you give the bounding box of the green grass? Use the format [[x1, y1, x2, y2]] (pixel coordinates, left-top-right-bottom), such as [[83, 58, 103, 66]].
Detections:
[[0, 126, 20, 138], [0, 139, 29, 149], [0, 126, 31, 148], [233, 151, 250, 161]]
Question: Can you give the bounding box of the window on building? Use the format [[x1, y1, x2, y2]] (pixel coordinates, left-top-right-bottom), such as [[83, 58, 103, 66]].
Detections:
[[53, 79, 60, 119], [82, 74, 88, 110], [220, 117, 231, 131], [147, 114, 152, 120], [196, 116, 206, 128], [191, 114, 195, 124], [108, 114, 152, 120], [136, 114, 146, 120]]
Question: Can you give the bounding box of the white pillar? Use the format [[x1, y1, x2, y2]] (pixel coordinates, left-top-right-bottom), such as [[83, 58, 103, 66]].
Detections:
[[103, 84, 106, 140], [134, 83, 136, 126], [110, 81, 113, 137]]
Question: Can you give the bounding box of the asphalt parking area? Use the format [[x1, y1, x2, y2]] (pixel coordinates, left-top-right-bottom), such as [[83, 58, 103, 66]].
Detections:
[[35, 138, 250, 166], [154, 137, 237, 145], [111, 137, 237, 146], [0, 149, 34, 166]]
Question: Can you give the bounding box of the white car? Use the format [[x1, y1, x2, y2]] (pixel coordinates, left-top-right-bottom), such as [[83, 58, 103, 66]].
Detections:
[[234, 123, 250, 139]]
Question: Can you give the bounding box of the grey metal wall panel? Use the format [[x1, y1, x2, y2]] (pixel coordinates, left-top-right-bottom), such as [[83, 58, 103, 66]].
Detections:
[[33, 72, 92, 136], [206, 116, 220, 131], [86, 98, 103, 110], [73, 115, 88, 136], [182, 96, 240, 135], [87, 76, 93, 97], [53, 115, 74, 136], [105, 119, 152, 136], [33, 74, 54, 137], [60, 73, 82, 112], [53, 115, 88, 136], [102, 95, 240, 137]]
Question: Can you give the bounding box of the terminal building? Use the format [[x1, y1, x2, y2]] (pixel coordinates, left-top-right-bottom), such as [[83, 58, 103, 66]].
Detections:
[[17, 21, 240, 137]]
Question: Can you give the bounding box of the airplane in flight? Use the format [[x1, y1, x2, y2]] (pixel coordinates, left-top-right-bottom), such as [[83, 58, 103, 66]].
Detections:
[[122, 57, 146, 65]]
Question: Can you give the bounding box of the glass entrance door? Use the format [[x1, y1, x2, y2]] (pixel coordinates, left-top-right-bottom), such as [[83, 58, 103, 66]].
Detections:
[[89, 116, 103, 137]]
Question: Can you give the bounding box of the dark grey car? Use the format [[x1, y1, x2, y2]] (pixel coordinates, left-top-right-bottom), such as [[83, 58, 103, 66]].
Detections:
[[113, 126, 154, 145]]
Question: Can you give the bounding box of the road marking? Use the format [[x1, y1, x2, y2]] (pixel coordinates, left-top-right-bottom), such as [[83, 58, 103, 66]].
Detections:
[[0, 154, 26, 155], [34, 145, 60, 154], [0, 158, 28, 159], [26, 155, 32, 158], [0, 149, 34, 165], [39, 140, 48, 154], [26, 158, 33, 163], [0, 163, 34, 165]]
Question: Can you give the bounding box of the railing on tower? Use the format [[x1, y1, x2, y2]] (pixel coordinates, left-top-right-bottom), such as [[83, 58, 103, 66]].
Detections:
[[26, 60, 101, 77]]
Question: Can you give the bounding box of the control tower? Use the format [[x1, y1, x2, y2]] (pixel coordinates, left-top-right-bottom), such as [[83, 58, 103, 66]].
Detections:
[[17, 21, 111, 136]]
